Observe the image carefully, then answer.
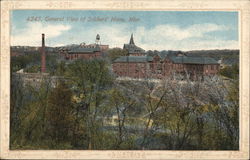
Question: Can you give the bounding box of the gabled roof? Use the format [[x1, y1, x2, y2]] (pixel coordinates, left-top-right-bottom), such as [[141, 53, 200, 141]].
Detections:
[[123, 34, 145, 54], [123, 44, 145, 54], [157, 52, 169, 59], [114, 56, 153, 63], [68, 46, 100, 54], [169, 56, 219, 65], [146, 50, 182, 60]]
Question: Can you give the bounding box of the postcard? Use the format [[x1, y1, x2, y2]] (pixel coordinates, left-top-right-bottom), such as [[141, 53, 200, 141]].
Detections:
[[1, 0, 249, 159]]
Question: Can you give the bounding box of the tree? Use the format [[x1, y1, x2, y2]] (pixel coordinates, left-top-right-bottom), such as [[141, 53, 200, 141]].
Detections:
[[53, 61, 67, 76], [24, 64, 41, 73], [11, 53, 40, 72], [13, 78, 53, 149], [65, 59, 114, 149], [10, 74, 28, 149], [149, 75, 198, 149], [138, 80, 168, 149], [219, 63, 239, 79], [145, 74, 239, 150], [46, 80, 75, 148], [107, 48, 128, 62], [107, 82, 138, 149], [204, 76, 239, 149]]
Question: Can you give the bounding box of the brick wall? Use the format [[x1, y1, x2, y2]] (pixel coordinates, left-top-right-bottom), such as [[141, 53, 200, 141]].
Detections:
[[99, 45, 109, 52], [112, 62, 148, 79], [66, 51, 102, 60], [203, 64, 220, 75], [112, 57, 220, 79]]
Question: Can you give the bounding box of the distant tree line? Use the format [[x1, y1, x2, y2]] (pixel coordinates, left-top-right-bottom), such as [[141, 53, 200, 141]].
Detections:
[[11, 52, 62, 73]]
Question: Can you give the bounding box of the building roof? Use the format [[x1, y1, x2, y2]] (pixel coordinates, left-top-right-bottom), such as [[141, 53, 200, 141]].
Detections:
[[123, 34, 145, 54], [114, 56, 153, 63], [146, 50, 183, 59], [157, 52, 169, 59], [123, 44, 145, 54], [68, 46, 100, 54], [170, 56, 219, 65]]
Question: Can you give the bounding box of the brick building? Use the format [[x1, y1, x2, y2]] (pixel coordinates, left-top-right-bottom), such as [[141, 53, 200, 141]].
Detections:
[[112, 53, 220, 79], [164, 55, 220, 78], [61, 34, 109, 60], [98, 44, 109, 52], [64, 45, 102, 60], [123, 34, 145, 56], [112, 56, 153, 79]]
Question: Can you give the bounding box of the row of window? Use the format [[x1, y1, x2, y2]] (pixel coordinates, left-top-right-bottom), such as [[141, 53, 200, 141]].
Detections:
[[67, 53, 100, 59], [204, 65, 219, 70], [173, 64, 219, 71], [116, 63, 146, 67]]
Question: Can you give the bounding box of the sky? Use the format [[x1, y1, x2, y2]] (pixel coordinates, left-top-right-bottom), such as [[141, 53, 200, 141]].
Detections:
[[11, 10, 239, 51]]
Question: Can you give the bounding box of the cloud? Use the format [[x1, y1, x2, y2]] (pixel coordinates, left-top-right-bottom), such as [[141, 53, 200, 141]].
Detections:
[[54, 24, 131, 48], [139, 39, 238, 51], [11, 22, 71, 46], [53, 43, 67, 47], [74, 23, 237, 51], [11, 22, 238, 51], [132, 23, 229, 43], [133, 23, 236, 50]]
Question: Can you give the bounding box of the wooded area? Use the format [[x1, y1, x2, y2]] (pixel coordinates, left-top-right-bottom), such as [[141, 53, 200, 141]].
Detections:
[[10, 50, 239, 150]]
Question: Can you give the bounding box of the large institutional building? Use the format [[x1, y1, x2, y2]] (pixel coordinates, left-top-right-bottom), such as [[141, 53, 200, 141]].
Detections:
[[60, 34, 109, 60], [112, 34, 220, 79]]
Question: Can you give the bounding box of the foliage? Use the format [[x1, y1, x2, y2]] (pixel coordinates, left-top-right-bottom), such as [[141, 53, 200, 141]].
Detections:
[[11, 53, 40, 72], [46, 81, 75, 146], [11, 53, 61, 73], [107, 48, 128, 62], [24, 64, 41, 73], [51, 61, 67, 76], [10, 58, 239, 150], [10, 78, 53, 149], [219, 64, 239, 79], [65, 59, 115, 149]]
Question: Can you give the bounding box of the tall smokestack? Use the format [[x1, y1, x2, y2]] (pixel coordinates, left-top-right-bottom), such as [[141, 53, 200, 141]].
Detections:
[[41, 33, 46, 73]]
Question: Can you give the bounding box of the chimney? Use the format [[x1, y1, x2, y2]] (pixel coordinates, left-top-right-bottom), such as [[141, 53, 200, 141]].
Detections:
[[41, 33, 46, 73]]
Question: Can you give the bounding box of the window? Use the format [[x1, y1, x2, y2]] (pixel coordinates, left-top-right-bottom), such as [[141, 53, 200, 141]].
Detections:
[[150, 64, 154, 69], [157, 63, 162, 70], [211, 65, 214, 70]]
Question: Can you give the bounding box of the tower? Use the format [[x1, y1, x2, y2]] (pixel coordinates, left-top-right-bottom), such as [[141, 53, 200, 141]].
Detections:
[[41, 33, 46, 73], [95, 34, 100, 45], [129, 33, 135, 45]]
